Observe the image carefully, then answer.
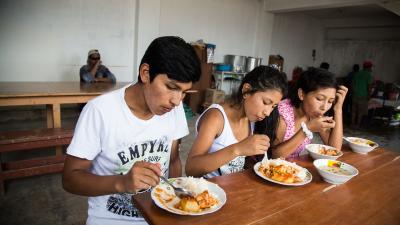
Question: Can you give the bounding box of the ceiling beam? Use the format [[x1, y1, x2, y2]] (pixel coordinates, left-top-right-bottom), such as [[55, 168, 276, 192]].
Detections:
[[264, 0, 382, 12], [379, 1, 400, 16]]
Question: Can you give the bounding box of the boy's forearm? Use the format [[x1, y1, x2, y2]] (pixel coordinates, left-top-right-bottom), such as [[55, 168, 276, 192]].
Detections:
[[63, 169, 124, 196]]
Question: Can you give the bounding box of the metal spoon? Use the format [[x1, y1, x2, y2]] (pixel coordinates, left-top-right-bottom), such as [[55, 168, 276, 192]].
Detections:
[[160, 176, 194, 198]]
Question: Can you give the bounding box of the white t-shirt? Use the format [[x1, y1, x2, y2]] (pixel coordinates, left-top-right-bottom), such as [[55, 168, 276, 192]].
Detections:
[[196, 104, 247, 178], [67, 84, 189, 225]]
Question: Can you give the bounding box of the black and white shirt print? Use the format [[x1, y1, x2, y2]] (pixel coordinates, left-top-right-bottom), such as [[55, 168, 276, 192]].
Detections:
[[219, 156, 245, 175]]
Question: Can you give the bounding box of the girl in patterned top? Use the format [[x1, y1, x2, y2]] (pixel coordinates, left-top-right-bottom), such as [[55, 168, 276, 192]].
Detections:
[[185, 66, 287, 178], [269, 67, 348, 159]]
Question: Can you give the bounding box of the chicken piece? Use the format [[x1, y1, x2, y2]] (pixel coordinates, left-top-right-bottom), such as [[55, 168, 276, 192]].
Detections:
[[179, 197, 200, 212], [196, 191, 218, 209]]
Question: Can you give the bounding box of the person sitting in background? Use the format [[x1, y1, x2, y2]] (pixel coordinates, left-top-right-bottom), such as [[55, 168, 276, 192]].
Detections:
[[319, 62, 330, 70], [352, 60, 373, 126], [80, 49, 116, 83], [271, 67, 347, 159], [185, 66, 287, 178]]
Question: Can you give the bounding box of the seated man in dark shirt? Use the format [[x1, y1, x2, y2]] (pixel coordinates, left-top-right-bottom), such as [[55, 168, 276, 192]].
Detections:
[[80, 49, 116, 83]]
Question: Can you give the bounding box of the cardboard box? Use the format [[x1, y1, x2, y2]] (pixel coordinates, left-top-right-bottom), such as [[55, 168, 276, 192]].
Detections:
[[204, 88, 225, 104]]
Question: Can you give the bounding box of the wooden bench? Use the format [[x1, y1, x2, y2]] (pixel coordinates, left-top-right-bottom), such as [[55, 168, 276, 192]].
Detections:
[[0, 128, 73, 194]]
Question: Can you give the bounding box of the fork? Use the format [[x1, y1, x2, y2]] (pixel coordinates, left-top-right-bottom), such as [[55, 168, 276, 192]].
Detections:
[[160, 176, 194, 198], [261, 151, 269, 164]]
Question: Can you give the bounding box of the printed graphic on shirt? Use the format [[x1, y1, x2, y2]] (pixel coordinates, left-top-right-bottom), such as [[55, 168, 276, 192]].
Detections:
[[220, 156, 245, 175], [106, 136, 171, 218], [106, 193, 143, 217]]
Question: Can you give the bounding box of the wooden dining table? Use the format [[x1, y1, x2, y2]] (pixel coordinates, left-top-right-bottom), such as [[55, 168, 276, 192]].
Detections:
[[132, 146, 400, 225], [0, 82, 130, 153]]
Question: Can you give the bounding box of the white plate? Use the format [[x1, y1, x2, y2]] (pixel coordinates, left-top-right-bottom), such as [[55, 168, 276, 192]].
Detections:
[[253, 162, 312, 186], [151, 177, 226, 215]]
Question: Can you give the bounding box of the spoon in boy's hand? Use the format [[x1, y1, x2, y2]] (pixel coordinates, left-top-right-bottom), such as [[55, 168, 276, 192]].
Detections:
[[160, 176, 194, 198]]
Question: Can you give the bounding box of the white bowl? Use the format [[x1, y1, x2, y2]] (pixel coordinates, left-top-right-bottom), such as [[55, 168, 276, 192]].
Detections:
[[306, 144, 343, 160], [344, 137, 379, 154], [313, 159, 358, 185]]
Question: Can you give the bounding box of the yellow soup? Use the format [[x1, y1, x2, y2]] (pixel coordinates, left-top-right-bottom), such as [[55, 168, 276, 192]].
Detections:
[[320, 165, 352, 176]]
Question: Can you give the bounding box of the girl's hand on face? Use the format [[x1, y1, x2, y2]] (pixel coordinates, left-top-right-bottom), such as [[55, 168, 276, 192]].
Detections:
[[235, 134, 270, 156], [306, 116, 336, 133], [333, 85, 348, 112]]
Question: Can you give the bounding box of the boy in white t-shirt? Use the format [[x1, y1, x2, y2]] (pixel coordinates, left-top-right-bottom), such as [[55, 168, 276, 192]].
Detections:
[[62, 36, 201, 225]]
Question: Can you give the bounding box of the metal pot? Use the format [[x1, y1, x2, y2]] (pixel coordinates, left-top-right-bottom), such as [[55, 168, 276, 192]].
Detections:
[[224, 55, 247, 73], [245, 57, 262, 72]]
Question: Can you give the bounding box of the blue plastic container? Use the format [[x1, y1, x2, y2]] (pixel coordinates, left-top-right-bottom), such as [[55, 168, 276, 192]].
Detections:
[[215, 64, 232, 72]]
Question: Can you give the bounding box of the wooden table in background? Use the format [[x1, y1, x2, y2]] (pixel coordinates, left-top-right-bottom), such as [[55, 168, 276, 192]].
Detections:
[[132, 147, 400, 225], [0, 82, 130, 154]]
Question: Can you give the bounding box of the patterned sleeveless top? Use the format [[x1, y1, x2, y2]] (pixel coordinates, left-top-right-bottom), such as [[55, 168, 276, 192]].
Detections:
[[277, 99, 311, 158], [196, 104, 246, 178]]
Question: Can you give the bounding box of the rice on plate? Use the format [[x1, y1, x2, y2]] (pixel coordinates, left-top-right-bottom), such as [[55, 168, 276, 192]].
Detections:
[[151, 176, 226, 215]]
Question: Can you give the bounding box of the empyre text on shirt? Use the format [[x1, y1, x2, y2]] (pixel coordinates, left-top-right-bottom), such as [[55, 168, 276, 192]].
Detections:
[[117, 138, 169, 165]]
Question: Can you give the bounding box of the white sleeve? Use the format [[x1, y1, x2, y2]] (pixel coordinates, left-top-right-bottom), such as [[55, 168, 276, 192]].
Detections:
[[67, 102, 103, 160], [172, 102, 189, 140]]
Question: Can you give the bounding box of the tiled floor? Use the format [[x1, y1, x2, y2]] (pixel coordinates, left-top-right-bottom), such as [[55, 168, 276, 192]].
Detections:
[[0, 112, 399, 225]]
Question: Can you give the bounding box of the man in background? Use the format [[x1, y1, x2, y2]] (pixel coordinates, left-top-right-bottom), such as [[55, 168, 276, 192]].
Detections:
[[319, 62, 330, 70], [343, 64, 360, 124], [352, 60, 373, 126], [80, 49, 116, 83]]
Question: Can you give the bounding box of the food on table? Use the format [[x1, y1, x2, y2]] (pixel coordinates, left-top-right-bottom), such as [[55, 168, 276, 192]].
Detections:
[[176, 190, 218, 212], [258, 159, 306, 183], [154, 177, 219, 213], [318, 146, 341, 156], [352, 138, 376, 147], [320, 161, 352, 176], [320, 165, 352, 176]]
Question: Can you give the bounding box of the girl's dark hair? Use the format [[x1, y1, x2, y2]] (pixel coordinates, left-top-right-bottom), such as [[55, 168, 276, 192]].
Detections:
[[229, 66, 287, 156], [230, 66, 287, 107], [289, 67, 337, 109], [138, 36, 201, 83]]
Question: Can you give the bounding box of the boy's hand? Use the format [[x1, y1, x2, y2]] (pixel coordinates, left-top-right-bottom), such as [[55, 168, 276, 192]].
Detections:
[[123, 161, 162, 193]]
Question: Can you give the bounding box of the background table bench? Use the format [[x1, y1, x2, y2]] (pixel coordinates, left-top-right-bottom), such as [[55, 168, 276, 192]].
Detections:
[[0, 128, 73, 194]]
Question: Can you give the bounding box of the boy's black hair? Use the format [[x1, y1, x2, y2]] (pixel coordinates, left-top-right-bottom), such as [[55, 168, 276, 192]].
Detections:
[[289, 67, 337, 109], [229, 66, 288, 153], [138, 36, 201, 83]]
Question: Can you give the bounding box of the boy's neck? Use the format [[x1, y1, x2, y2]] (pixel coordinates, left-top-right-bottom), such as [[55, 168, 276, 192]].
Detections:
[[125, 83, 154, 120]]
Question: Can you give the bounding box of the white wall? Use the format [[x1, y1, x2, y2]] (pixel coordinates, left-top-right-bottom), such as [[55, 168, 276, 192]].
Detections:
[[324, 40, 400, 83], [157, 0, 267, 63], [322, 17, 400, 83], [270, 13, 324, 79], [1, 0, 276, 82], [0, 0, 136, 82]]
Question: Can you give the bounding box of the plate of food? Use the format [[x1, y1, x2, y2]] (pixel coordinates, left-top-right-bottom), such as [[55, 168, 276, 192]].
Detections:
[[151, 177, 226, 215], [306, 144, 343, 160], [254, 158, 312, 186]]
